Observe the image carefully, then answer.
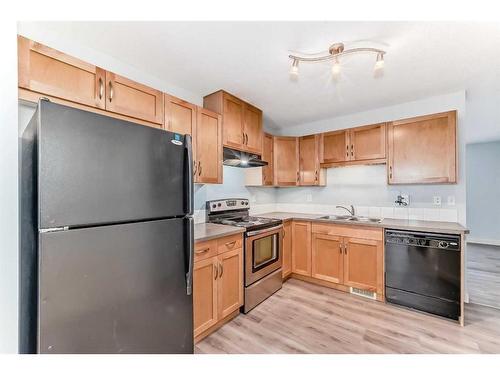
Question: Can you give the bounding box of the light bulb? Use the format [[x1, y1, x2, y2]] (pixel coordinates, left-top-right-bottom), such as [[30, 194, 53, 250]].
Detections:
[[289, 59, 299, 76], [374, 53, 384, 71], [331, 58, 341, 78]]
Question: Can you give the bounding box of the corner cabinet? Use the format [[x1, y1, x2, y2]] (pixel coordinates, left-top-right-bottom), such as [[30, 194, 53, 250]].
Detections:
[[282, 221, 292, 279], [273, 136, 299, 186], [299, 134, 326, 186], [193, 234, 243, 342], [388, 111, 457, 184], [203, 90, 263, 155]]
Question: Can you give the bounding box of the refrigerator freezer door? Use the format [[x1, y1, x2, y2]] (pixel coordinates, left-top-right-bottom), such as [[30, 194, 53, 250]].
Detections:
[[37, 101, 191, 228], [38, 219, 193, 353]]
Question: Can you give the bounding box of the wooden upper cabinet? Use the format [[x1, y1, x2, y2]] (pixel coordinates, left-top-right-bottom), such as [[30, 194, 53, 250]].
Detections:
[[274, 136, 299, 186], [164, 94, 197, 136], [262, 133, 274, 186], [243, 104, 263, 154], [299, 134, 325, 186], [105, 72, 163, 125], [195, 108, 222, 184], [18, 35, 106, 109], [388, 111, 457, 184], [311, 233, 344, 284], [343, 237, 383, 294], [292, 221, 312, 277], [193, 256, 218, 337], [282, 221, 292, 279], [349, 123, 386, 161], [321, 130, 350, 164], [203, 90, 263, 155], [217, 248, 243, 319]]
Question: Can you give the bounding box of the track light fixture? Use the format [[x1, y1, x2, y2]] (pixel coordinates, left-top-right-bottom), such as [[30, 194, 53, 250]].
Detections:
[[288, 42, 386, 79]]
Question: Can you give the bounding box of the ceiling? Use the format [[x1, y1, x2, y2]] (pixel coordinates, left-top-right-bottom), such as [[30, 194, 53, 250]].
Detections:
[[20, 22, 500, 130]]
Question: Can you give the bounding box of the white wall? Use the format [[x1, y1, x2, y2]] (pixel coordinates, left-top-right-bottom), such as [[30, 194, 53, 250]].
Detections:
[[466, 141, 500, 242], [194, 167, 276, 222], [0, 21, 19, 353], [272, 91, 468, 225]]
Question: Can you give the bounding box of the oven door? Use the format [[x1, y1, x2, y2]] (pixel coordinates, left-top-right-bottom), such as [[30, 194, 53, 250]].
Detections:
[[245, 225, 283, 286]]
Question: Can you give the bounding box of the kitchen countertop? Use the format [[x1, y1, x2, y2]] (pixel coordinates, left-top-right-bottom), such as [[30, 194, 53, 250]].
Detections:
[[194, 223, 245, 242], [257, 212, 469, 235]]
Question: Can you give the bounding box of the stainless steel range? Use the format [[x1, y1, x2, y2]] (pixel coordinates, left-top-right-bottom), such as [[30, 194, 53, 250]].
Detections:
[[206, 198, 283, 313]]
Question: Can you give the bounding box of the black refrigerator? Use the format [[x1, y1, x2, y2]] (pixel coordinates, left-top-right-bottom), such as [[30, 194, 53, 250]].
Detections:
[[20, 100, 194, 354]]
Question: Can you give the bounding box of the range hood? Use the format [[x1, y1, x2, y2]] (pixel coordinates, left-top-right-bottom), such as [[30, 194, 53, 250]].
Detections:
[[223, 147, 268, 168]]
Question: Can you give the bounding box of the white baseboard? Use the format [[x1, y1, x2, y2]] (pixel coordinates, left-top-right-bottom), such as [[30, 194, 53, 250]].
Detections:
[[467, 237, 500, 247]]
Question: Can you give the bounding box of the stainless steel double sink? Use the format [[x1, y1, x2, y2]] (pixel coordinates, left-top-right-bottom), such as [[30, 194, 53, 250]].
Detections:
[[318, 215, 383, 223]]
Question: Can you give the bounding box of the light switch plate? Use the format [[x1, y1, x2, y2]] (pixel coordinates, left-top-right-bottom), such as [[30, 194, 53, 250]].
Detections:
[[433, 196, 442, 206]]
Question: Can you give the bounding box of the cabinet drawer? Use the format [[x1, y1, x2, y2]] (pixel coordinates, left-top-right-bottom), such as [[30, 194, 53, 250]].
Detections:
[[312, 223, 383, 241], [217, 234, 243, 254], [194, 239, 218, 262]]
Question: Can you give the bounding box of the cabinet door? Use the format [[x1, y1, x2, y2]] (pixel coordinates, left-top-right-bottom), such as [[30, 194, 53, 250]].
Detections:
[[349, 123, 386, 161], [292, 221, 312, 276], [321, 130, 350, 164], [262, 133, 274, 186], [243, 104, 263, 155], [274, 136, 299, 186], [105, 72, 163, 125], [222, 93, 244, 150], [218, 248, 243, 319], [299, 134, 321, 186], [388, 111, 457, 184], [343, 237, 383, 293], [18, 35, 105, 109], [282, 221, 292, 278], [164, 94, 197, 136], [193, 257, 218, 337], [311, 233, 344, 284], [195, 108, 222, 184]]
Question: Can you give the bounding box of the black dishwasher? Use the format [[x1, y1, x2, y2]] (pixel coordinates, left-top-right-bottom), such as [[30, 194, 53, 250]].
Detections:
[[385, 229, 461, 321]]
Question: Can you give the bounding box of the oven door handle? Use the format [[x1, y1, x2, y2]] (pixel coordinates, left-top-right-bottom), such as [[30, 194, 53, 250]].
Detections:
[[246, 224, 283, 237]]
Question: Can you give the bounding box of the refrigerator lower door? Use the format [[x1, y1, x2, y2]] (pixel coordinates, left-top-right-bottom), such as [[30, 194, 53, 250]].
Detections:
[[38, 219, 193, 354]]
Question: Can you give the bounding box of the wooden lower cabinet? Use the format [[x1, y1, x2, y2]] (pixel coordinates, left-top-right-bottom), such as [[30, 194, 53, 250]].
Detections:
[[193, 256, 218, 337], [218, 248, 244, 319], [291, 221, 311, 276], [290, 221, 384, 300], [343, 237, 383, 293], [193, 235, 243, 340], [282, 221, 292, 278], [311, 233, 344, 284]]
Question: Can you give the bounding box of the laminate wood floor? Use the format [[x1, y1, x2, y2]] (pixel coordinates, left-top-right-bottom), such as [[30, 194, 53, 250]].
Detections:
[[195, 278, 500, 354], [467, 243, 500, 309]]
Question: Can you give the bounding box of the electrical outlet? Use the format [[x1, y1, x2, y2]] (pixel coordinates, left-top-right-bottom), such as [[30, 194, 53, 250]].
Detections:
[[306, 194, 313, 203], [250, 195, 257, 203], [447, 195, 456, 206], [401, 193, 410, 206], [433, 196, 442, 206]]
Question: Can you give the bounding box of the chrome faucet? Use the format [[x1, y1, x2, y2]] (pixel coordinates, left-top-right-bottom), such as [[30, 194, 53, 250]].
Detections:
[[336, 205, 355, 216]]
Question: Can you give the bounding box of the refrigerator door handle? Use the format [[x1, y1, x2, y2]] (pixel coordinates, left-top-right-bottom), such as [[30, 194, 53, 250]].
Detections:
[[185, 217, 194, 295], [184, 134, 194, 215]]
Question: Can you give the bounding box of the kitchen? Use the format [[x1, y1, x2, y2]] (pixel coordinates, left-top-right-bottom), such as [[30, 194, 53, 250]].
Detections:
[[3, 14, 500, 368]]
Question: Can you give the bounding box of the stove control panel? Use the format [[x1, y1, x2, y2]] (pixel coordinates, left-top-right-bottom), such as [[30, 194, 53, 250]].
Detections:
[[206, 198, 249, 213]]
